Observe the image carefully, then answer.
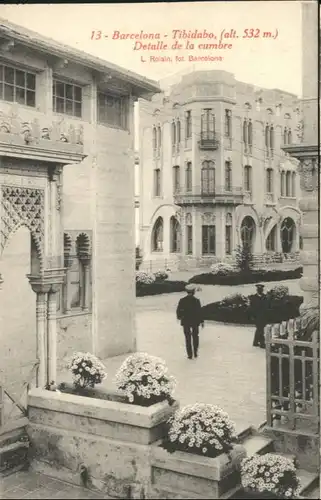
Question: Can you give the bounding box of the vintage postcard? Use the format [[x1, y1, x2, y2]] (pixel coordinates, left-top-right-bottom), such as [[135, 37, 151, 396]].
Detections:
[[0, 1, 319, 499]]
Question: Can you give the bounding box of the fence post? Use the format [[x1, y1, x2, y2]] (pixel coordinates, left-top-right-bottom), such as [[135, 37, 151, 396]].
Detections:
[[288, 327, 296, 430], [312, 330, 319, 421], [265, 324, 272, 427], [0, 385, 3, 427]]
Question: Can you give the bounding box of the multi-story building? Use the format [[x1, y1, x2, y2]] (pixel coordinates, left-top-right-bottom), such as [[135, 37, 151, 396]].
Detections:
[[0, 19, 160, 394], [139, 70, 303, 270]]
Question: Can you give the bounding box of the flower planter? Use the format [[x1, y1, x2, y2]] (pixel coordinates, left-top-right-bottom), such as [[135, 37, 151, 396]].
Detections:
[[150, 442, 246, 499], [27, 387, 179, 498]]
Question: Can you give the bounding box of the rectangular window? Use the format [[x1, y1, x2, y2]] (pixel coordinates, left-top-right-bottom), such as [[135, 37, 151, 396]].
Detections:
[[187, 225, 193, 255], [266, 169, 273, 193], [53, 79, 82, 117], [201, 109, 215, 140], [244, 166, 252, 192], [185, 110, 192, 139], [202, 225, 216, 254], [201, 168, 215, 195], [154, 169, 161, 197], [70, 258, 82, 309], [97, 92, 127, 129], [225, 226, 232, 255], [225, 162, 232, 191], [0, 64, 36, 107]]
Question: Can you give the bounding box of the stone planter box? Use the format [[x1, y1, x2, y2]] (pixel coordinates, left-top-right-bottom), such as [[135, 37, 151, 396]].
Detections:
[[150, 442, 246, 499], [27, 387, 178, 498]]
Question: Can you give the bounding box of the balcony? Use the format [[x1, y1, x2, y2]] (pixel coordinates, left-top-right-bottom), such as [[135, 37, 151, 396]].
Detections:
[[198, 131, 219, 150], [173, 185, 244, 206]]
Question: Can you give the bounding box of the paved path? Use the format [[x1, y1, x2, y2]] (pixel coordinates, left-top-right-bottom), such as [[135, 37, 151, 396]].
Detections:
[[60, 279, 301, 433], [0, 470, 112, 499]]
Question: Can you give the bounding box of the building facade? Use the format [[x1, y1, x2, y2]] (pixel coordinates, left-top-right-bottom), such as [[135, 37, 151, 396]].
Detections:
[[0, 19, 160, 394], [139, 70, 303, 270]]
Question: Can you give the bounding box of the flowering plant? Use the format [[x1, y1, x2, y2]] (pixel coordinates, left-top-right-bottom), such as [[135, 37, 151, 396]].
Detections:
[[210, 262, 235, 275], [114, 352, 176, 406], [162, 403, 238, 458], [154, 270, 169, 281], [220, 293, 250, 309], [241, 453, 300, 498], [67, 352, 107, 389], [136, 271, 156, 285], [267, 285, 289, 301]]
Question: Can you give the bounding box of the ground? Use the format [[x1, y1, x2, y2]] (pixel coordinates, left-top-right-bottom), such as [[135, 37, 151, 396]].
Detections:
[[61, 277, 301, 433]]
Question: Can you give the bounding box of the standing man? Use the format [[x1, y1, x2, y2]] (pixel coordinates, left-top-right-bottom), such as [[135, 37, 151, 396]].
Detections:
[[249, 283, 268, 348], [176, 284, 204, 359]]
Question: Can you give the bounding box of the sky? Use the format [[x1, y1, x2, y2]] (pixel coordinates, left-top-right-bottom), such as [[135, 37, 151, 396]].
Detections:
[[0, 1, 303, 97]]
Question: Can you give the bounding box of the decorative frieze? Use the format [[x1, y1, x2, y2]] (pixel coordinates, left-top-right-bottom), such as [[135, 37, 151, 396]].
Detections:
[[298, 158, 318, 192]]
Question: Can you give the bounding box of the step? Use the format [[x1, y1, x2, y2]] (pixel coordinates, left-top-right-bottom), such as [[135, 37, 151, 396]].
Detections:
[[0, 441, 30, 477], [241, 434, 274, 457], [236, 425, 254, 442], [297, 469, 319, 498]]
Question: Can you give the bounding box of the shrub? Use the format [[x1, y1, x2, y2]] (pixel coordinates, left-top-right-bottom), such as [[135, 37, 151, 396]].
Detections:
[[136, 270, 156, 285], [267, 284, 289, 301], [220, 293, 250, 309], [210, 262, 235, 275], [241, 453, 300, 498], [162, 403, 237, 458], [189, 267, 303, 286], [154, 270, 169, 281], [114, 352, 176, 406], [136, 280, 187, 297], [235, 243, 254, 272], [202, 295, 303, 325], [67, 352, 107, 389]]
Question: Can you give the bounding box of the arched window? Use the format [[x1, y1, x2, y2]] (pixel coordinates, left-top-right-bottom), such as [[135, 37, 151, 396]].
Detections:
[[288, 128, 292, 144], [173, 165, 180, 193], [152, 127, 157, 150], [266, 225, 277, 251], [186, 162, 192, 192], [225, 161, 232, 191], [170, 216, 181, 253], [243, 119, 248, 145], [152, 217, 163, 252], [265, 125, 269, 149], [171, 121, 176, 146], [244, 165, 252, 192], [177, 119, 181, 144], [270, 126, 274, 150], [186, 213, 193, 255], [70, 233, 91, 311], [201, 160, 215, 195], [280, 171, 285, 197], [241, 216, 255, 251], [286, 171, 291, 196], [225, 109, 232, 137], [157, 125, 162, 148], [283, 127, 288, 145], [248, 120, 253, 147], [266, 168, 273, 193], [281, 217, 295, 253]]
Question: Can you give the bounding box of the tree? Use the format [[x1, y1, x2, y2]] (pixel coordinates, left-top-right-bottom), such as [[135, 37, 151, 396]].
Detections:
[[235, 243, 253, 272]]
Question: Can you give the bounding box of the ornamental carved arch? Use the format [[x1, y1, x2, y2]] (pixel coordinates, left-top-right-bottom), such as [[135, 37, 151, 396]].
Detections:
[[1, 185, 45, 271]]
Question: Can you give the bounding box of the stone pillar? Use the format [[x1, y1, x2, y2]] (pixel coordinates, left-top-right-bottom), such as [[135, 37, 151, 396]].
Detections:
[[63, 255, 73, 314], [47, 286, 58, 384], [194, 210, 202, 258], [80, 256, 91, 312], [28, 279, 51, 388]]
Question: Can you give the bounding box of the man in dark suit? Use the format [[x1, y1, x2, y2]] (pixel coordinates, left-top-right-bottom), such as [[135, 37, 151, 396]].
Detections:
[[249, 283, 268, 348], [176, 284, 204, 359]]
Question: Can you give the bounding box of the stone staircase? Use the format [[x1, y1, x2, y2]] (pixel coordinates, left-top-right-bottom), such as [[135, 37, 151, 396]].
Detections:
[[0, 418, 30, 477], [227, 426, 319, 500]]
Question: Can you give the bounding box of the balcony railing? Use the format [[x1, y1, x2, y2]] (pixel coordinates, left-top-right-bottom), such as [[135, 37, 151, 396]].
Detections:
[[173, 185, 243, 206], [198, 131, 219, 150]]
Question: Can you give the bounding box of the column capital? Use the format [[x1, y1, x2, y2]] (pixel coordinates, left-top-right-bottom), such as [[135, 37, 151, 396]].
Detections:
[[27, 268, 66, 293], [78, 254, 91, 266]]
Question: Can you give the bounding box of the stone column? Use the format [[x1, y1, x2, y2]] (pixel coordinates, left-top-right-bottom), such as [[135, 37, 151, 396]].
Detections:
[[47, 286, 58, 384], [28, 279, 51, 388], [63, 255, 73, 314], [80, 256, 91, 312]]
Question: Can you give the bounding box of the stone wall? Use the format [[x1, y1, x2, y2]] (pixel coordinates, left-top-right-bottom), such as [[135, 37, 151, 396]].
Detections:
[[57, 313, 92, 371]]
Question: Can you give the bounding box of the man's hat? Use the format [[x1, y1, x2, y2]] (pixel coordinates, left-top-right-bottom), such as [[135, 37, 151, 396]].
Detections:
[[185, 284, 196, 292], [256, 283, 265, 289]]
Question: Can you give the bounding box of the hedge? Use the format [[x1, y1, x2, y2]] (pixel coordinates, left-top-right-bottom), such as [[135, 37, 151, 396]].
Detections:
[[136, 280, 187, 297], [202, 295, 303, 325], [189, 267, 303, 286]]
